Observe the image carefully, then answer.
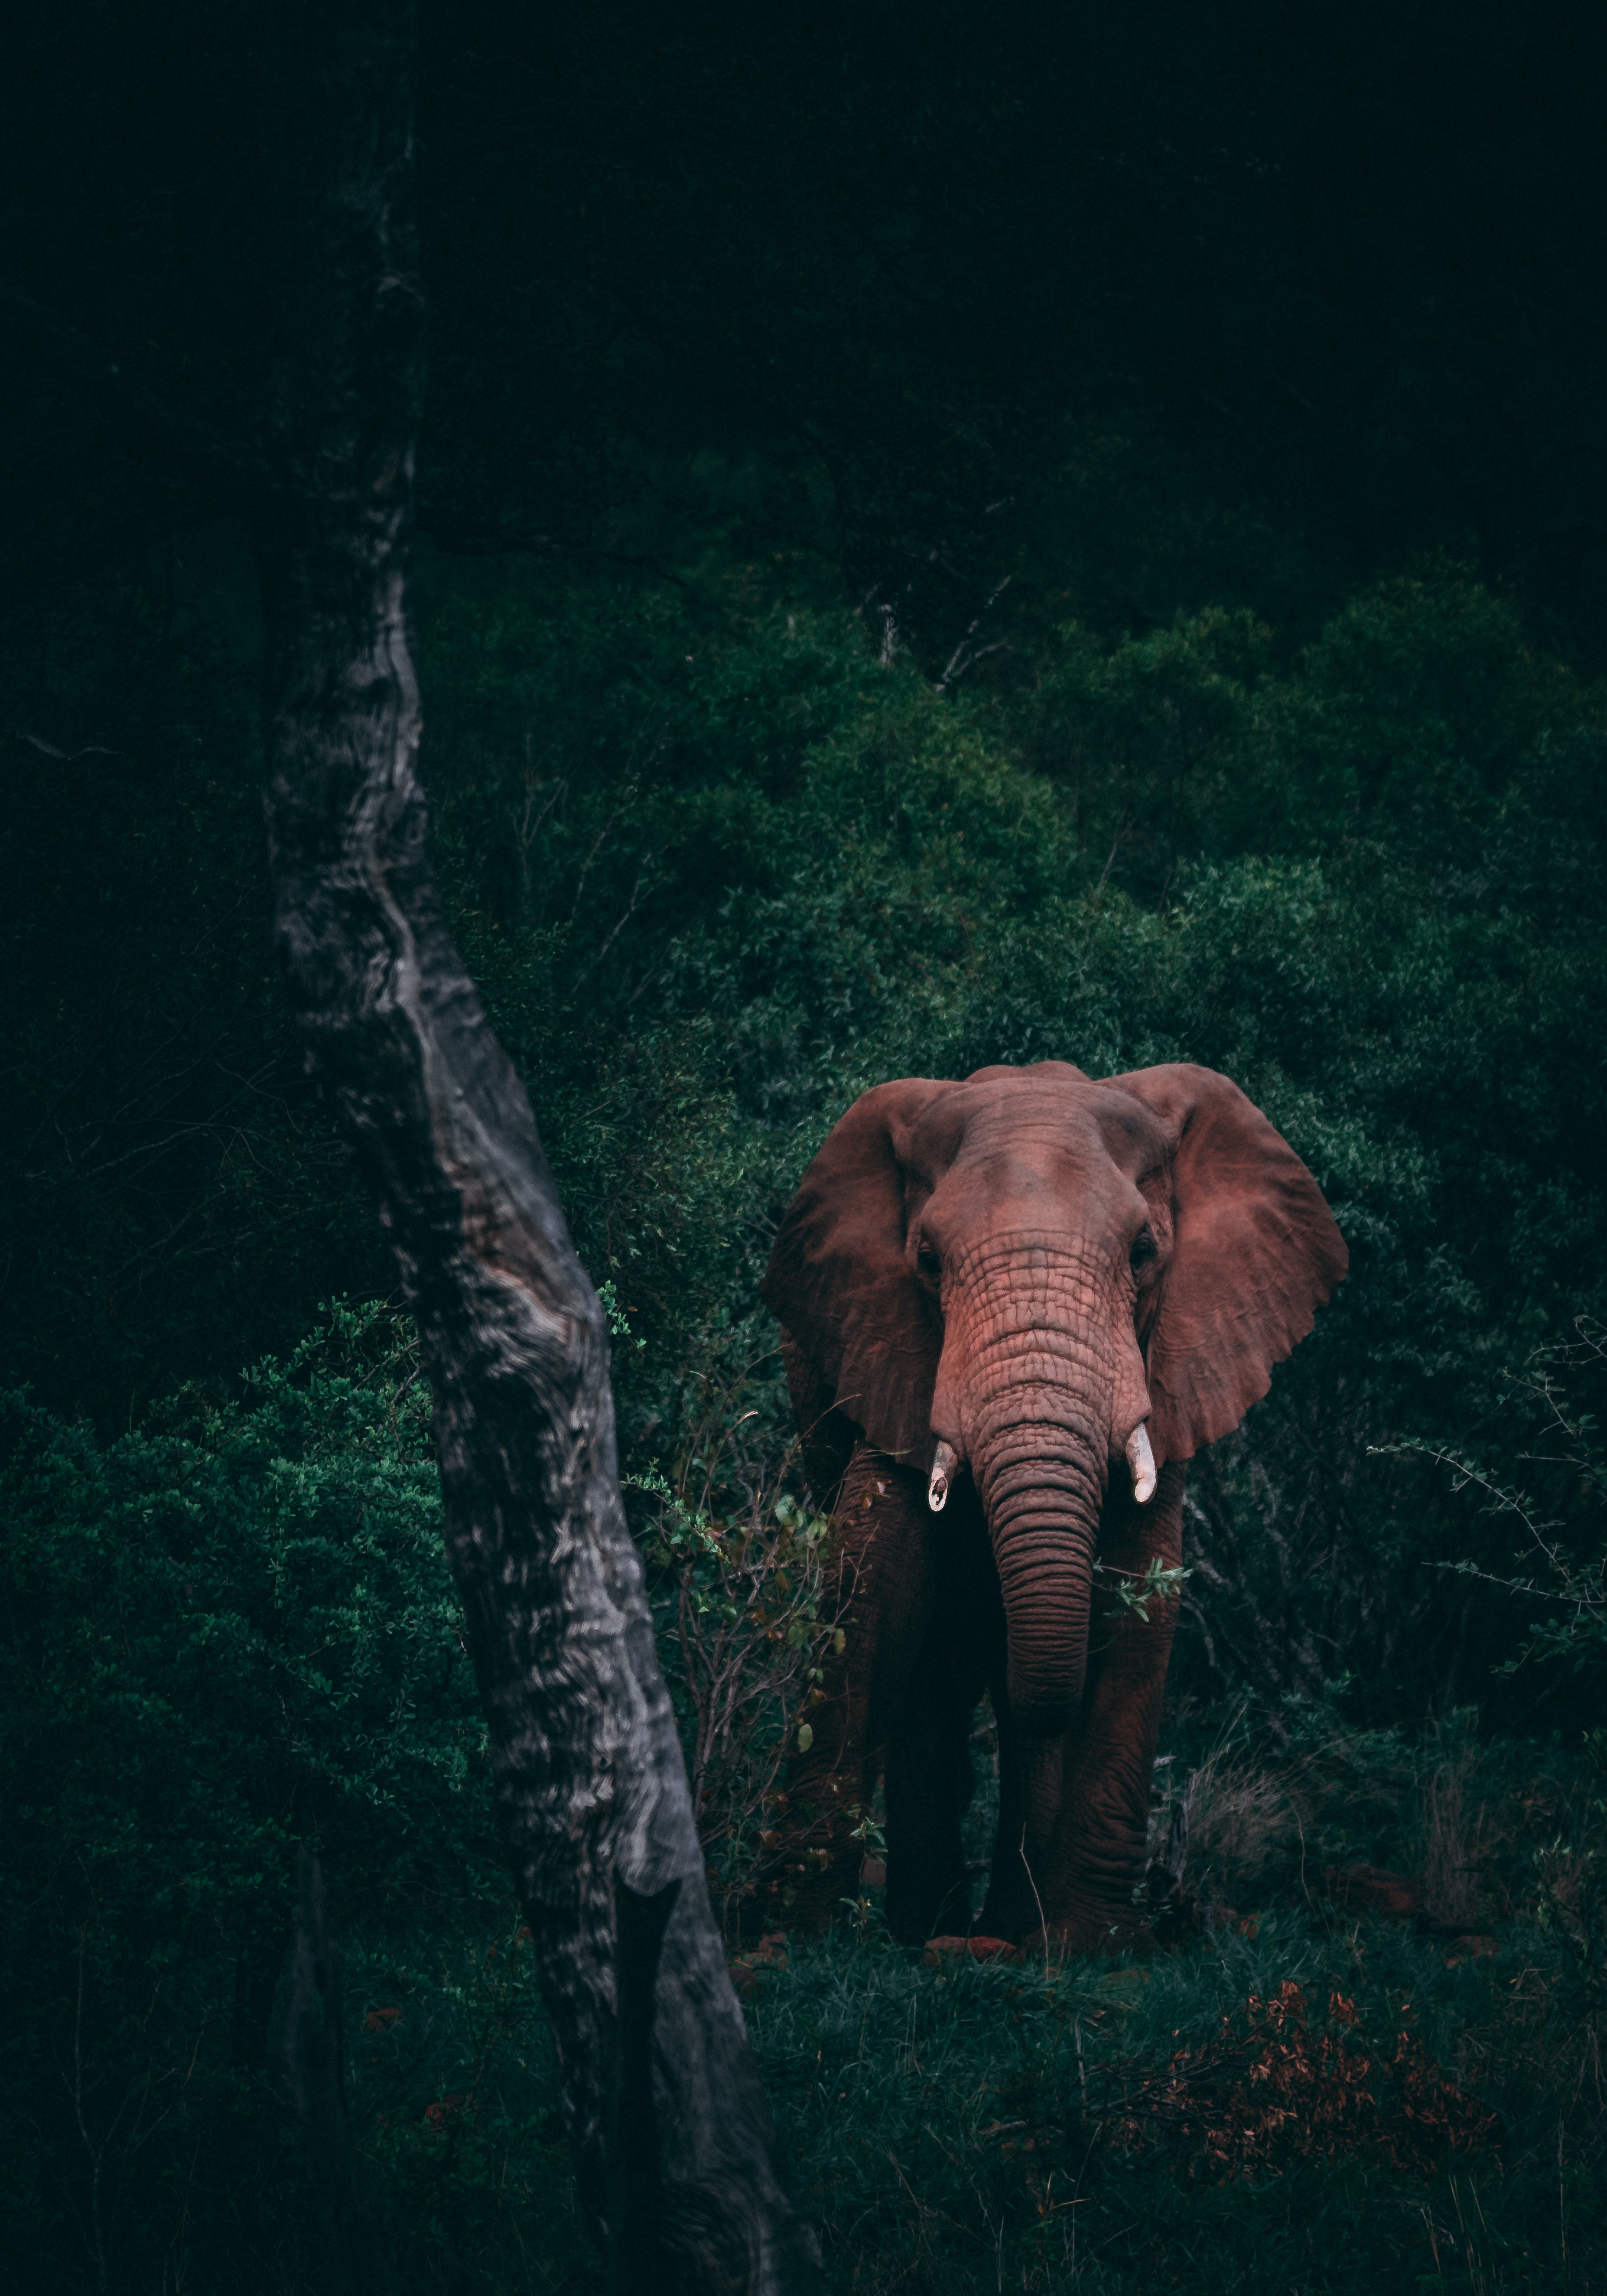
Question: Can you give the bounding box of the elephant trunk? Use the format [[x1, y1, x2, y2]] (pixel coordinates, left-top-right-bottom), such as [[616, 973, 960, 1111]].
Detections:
[[972, 1416, 1104, 1736], [949, 1253, 1116, 1738]]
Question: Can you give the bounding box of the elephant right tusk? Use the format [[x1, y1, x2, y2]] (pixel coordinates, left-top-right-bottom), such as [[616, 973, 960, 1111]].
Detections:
[[1125, 1422, 1157, 1504], [928, 1440, 958, 1513]]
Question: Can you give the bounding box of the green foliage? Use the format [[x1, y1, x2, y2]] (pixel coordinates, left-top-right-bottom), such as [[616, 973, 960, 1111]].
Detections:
[[4, 1302, 489, 1914], [629, 1405, 840, 1924], [1094, 1552, 1193, 1624], [1391, 1321, 1607, 1683], [6, 534, 1605, 1721], [337, 1917, 591, 2295], [0, 1305, 497, 2285]]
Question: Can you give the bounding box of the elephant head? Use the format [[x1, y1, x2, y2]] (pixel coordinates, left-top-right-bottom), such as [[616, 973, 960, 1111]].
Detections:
[[762, 1061, 1346, 1737]]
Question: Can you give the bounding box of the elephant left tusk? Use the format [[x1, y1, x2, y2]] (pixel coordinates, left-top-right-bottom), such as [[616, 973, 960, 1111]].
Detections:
[[928, 1440, 958, 1513], [1125, 1422, 1157, 1504]]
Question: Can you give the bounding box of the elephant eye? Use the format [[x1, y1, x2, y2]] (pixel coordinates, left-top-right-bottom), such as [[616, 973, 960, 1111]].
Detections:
[[916, 1241, 942, 1280], [1130, 1224, 1157, 1272]]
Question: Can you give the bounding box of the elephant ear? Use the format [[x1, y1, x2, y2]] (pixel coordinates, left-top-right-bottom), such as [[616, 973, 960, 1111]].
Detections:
[[762, 1078, 954, 1469], [1099, 1063, 1348, 1463]]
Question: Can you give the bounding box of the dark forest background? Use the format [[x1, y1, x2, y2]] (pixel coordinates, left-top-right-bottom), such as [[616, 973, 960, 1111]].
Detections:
[[3, 5, 1606, 2290]]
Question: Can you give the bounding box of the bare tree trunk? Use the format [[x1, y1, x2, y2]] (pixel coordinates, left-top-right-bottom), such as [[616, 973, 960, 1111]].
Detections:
[[255, 6, 818, 2287]]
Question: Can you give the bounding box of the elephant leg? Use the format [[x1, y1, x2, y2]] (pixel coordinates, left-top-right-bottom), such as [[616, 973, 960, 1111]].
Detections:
[[767, 1443, 935, 1935], [1033, 1461, 1186, 1953]]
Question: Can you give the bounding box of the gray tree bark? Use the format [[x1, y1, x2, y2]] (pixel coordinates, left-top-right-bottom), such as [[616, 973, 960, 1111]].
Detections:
[[254, 6, 819, 2287]]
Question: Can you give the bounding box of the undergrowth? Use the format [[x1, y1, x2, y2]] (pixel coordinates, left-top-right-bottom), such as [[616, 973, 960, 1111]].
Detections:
[[310, 1876, 1605, 2295], [8, 1308, 1607, 2290], [745, 1906, 1604, 2294], [318, 1711, 1607, 2294]]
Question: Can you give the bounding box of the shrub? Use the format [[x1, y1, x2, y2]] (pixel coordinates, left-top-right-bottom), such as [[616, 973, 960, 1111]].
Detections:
[[0, 1305, 495, 2287], [1393, 1318, 1607, 1690], [629, 1381, 841, 1932]]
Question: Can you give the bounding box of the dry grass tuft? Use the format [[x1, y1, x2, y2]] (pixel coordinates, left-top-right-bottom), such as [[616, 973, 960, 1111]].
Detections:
[[1189, 1755, 1305, 1891]]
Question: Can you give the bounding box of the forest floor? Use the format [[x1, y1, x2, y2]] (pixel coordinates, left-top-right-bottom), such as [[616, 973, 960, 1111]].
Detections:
[[334, 1723, 1606, 2295], [9, 1316, 1603, 2293]]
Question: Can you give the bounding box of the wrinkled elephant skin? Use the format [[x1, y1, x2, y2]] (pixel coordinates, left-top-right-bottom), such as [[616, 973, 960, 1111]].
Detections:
[[762, 1059, 1346, 1954]]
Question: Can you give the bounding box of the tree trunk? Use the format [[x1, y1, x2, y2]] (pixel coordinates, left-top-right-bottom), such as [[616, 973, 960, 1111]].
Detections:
[[255, 6, 818, 2287]]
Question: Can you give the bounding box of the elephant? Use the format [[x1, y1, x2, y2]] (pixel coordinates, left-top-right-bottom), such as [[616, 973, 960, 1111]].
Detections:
[[760, 1059, 1346, 1954]]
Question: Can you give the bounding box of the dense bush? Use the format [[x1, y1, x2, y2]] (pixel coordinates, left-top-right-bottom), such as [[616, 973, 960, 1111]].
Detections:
[[626, 1354, 844, 1928], [419, 552, 1607, 1727], [5, 541, 1605, 1721], [0, 1305, 497, 2285]]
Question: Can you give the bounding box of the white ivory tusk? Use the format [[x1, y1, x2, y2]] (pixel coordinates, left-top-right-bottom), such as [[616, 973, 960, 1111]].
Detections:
[[1125, 1421, 1157, 1504], [928, 1440, 958, 1513]]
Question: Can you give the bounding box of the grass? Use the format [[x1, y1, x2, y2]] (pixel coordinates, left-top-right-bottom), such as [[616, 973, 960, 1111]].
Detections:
[[328, 1717, 1607, 2295], [749, 1916, 1595, 2294], [20, 1686, 1596, 2290], [334, 1904, 1603, 2294]]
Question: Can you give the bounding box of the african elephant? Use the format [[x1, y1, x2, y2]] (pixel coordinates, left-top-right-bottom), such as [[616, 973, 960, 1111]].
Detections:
[[760, 1059, 1346, 1953]]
